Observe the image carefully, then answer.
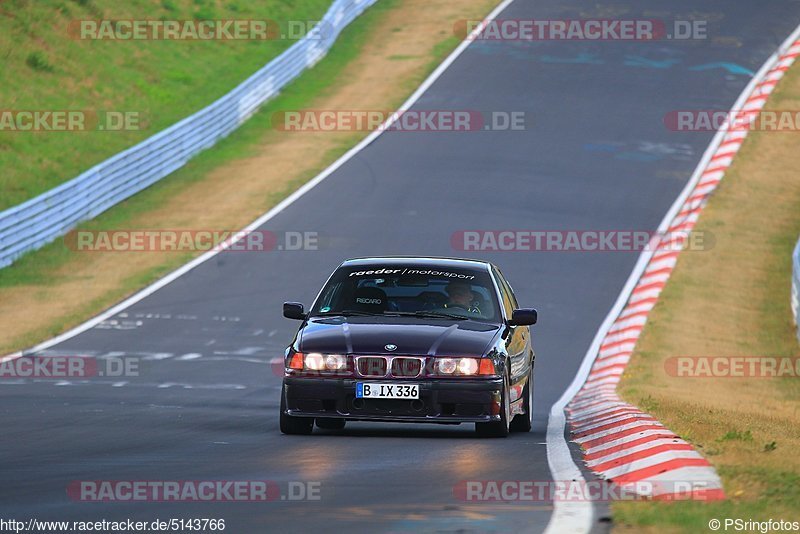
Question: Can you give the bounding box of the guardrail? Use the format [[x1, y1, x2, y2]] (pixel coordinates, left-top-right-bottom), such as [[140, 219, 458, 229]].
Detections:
[[793, 237, 800, 342], [0, 0, 377, 269]]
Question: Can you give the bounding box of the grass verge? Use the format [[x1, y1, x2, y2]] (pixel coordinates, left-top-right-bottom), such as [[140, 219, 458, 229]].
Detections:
[[0, 0, 333, 210], [612, 55, 800, 532], [0, 0, 497, 354]]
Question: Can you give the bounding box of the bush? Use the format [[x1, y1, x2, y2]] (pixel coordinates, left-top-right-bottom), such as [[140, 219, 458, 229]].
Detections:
[[25, 52, 54, 73]]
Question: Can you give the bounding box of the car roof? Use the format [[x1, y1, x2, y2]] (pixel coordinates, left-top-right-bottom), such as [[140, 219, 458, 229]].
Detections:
[[339, 256, 494, 273]]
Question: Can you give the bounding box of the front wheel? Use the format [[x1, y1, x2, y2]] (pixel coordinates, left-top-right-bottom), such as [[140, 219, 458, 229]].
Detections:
[[475, 373, 510, 438], [279, 384, 313, 435]]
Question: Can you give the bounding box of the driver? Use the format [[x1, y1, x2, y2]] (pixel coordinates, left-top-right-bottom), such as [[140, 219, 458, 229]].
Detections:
[[443, 281, 480, 314]]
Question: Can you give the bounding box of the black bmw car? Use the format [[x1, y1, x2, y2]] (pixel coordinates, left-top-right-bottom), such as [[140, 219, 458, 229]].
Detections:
[[279, 257, 536, 437]]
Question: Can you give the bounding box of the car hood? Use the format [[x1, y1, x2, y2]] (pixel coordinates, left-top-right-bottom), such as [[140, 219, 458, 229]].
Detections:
[[299, 317, 500, 357]]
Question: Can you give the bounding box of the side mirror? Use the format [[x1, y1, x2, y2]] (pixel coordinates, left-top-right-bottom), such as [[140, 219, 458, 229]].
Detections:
[[283, 302, 307, 320], [508, 308, 537, 326]]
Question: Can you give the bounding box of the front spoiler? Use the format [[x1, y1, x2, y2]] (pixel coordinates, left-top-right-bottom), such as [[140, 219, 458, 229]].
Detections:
[[283, 376, 504, 424]]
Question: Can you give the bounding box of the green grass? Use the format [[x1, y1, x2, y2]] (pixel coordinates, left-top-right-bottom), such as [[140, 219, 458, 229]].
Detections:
[[0, 0, 333, 210], [0, 0, 397, 289], [717, 430, 754, 443], [612, 64, 800, 532], [0, 0, 480, 351], [613, 467, 800, 531]]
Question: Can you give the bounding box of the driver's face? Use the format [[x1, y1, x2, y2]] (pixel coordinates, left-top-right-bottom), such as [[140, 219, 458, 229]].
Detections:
[[448, 286, 472, 305]]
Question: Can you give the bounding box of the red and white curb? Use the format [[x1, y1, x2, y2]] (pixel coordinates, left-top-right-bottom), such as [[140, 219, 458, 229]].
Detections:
[[565, 33, 800, 502]]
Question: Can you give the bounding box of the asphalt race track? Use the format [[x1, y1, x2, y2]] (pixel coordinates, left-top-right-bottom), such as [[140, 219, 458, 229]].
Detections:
[[3, 1, 800, 532]]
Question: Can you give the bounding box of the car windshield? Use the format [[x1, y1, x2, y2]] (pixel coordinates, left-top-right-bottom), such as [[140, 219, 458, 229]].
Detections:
[[310, 265, 501, 321]]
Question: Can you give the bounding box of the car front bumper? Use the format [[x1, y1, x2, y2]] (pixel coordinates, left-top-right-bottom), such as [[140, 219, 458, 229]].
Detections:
[[283, 376, 504, 423]]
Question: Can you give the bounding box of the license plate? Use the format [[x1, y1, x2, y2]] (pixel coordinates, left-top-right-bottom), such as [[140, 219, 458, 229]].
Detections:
[[356, 382, 419, 399]]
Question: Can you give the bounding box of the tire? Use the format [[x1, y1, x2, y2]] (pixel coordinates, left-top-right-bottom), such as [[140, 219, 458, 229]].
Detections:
[[279, 384, 313, 435], [510, 365, 532, 433], [475, 372, 510, 438], [315, 417, 346, 430]]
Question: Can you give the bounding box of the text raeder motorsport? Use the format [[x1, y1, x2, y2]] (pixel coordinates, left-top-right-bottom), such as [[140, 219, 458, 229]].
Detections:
[[349, 268, 475, 280]]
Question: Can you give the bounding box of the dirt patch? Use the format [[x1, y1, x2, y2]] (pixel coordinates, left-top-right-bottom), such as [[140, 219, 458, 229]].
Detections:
[[0, 0, 497, 353]]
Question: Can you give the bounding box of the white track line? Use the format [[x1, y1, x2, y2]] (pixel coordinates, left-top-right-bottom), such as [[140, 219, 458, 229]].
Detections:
[[12, 6, 795, 534], [4, 2, 591, 530], [544, 21, 800, 531], [0, 0, 516, 361]]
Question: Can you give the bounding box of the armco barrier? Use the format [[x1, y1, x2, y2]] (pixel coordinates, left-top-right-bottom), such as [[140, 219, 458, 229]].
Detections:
[[0, 0, 377, 268], [793, 237, 800, 342]]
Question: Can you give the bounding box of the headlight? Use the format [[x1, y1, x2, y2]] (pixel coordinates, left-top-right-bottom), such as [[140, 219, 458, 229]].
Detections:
[[305, 352, 326, 371], [437, 358, 458, 374], [324, 354, 346, 370], [458, 358, 479, 375], [290, 352, 348, 372], [434, 357, 484, 376]]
